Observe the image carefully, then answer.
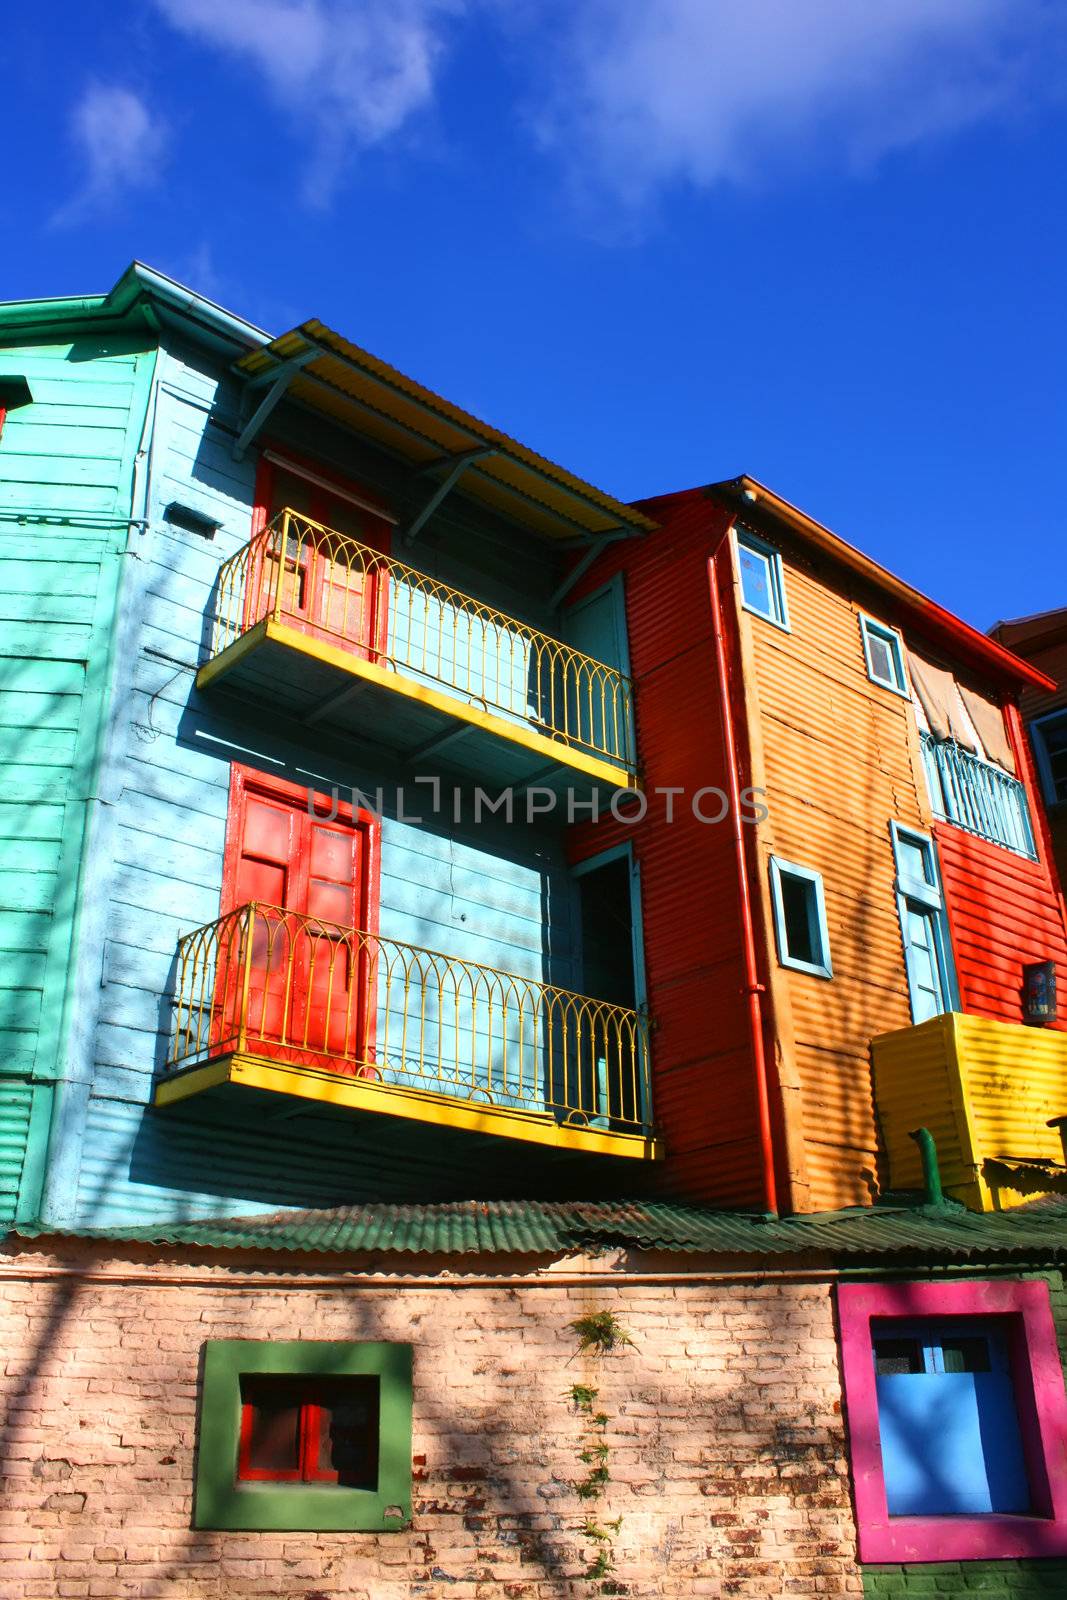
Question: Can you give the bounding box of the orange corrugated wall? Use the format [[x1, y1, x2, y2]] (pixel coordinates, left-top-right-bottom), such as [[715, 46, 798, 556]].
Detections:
[[566, 491, 776, 1208]]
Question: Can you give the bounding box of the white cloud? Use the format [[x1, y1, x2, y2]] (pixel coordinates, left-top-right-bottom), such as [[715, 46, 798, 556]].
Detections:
[[57, 84, 168, 223], [533, 0, 1064, 207], [152, 0, 462, 205]]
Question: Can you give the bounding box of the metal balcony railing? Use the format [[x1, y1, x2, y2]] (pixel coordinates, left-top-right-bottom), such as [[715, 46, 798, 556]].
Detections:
[[919, 732, 1037, 859], [166, 902, 653, 1136], [208, 509, 637, 770]]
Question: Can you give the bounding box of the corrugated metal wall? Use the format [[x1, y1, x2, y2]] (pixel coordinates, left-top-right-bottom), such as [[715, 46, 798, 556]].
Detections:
[[738, 529, 925, 1210], [567, 495, 771, 1209], [934, 817, 1067, 1030]]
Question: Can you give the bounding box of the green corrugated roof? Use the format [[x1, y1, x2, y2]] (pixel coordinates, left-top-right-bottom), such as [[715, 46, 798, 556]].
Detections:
[[13, 1197, 1067, 1261]]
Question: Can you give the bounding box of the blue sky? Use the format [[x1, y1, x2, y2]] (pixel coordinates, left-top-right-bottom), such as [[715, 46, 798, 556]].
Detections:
[[4, 1, 1066, 630]]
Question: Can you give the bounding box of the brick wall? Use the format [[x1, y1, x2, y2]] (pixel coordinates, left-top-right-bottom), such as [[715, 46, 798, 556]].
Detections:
[[1, 1243, 1065, 1599]]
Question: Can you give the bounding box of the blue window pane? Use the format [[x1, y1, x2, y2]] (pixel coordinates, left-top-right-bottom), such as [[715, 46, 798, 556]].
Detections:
[[876, 1370, 1031, 1515], [739, 544, 773, 617]]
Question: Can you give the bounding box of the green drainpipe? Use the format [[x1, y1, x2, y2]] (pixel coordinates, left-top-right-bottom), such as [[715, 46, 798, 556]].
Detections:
[[909, 1126, 944, 1207]]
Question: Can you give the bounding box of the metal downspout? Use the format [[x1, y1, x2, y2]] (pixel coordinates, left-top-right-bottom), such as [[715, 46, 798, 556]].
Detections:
[[708, 549, 779, 1216]]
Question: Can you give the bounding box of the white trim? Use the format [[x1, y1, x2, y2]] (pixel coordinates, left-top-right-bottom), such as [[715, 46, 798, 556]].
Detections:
[[859, 612, 910, 698], [768, 856, 832, 980], [734, 526, 791, 632]]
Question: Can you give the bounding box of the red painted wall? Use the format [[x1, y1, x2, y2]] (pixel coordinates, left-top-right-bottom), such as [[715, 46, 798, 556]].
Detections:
[[935, 704, 1067, 1031], [566, 492, 776, 1208]]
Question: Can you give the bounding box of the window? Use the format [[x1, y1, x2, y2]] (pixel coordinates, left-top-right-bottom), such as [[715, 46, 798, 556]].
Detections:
[[736, 529, 789, 630], [195, 1341, 412, 1531], [872, 1321, 1029, 1516], [837, 1280, 1067, 1562], [239, 1375, 380, 1488], [860, 613, 908, 696], [890, 823, 957, 1023], [1031, 709, 1067, 810], [769, 858, 832, 978]]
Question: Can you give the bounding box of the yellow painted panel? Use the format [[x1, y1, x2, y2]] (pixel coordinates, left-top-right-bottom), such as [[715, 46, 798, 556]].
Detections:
[[955, 1012, 1067, 1167], [873, 1012, 1067, 1212]]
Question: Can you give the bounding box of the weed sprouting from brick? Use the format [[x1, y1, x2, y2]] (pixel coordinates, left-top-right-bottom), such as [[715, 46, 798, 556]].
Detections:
[[565, 1314, 635, 1590]]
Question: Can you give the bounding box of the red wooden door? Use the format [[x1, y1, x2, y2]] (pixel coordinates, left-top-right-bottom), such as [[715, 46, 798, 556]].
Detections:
[[251, 459, 390, 662], [220, 771, 377, 1074]]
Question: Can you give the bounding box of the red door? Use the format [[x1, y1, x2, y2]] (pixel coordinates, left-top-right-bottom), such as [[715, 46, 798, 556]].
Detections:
[[218, 769, 378, 1074], [249, 458, 390, 662]]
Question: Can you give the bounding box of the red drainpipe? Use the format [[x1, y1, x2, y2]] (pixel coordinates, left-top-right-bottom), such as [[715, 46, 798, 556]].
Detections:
[[707, 546, 779, 1216]]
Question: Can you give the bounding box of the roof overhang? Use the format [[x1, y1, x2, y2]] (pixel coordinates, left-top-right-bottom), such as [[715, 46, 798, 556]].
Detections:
[[0, 262, 268, 362], [713, 475, 1057, 694], [236, 322, 657, 544], [989, 607, 1067, 657]]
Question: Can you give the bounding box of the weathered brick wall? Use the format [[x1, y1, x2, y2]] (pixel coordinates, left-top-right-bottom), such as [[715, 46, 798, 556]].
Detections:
[[0, 1243, 1064, 1600]]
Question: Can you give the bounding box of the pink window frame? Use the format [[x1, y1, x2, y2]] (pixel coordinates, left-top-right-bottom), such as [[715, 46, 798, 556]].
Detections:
[[837, 1279, 1067, 1562]]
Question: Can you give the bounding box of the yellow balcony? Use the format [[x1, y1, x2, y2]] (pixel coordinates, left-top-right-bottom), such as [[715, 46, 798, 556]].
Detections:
[[155, 902, 660, 1164], [873, 1012, 1067, 1211], [199, 509, 638, 798]]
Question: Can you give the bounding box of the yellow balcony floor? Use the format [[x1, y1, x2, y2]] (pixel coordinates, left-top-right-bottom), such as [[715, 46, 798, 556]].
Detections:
[[155, 1051, 664, 1165], [198, 616, 637, 801]]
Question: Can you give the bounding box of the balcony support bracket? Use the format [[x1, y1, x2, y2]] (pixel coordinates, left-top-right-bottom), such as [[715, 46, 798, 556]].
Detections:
[[232, 352, 316, 462], [550, 529, 630, 611], [401, 447, 497, 546]]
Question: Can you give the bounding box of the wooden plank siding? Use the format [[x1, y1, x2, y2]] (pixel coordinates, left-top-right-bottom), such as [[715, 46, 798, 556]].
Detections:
[[735, 529, 927, 1210], [60, 342, 591, 1227], [0, 331, 154, 1220]]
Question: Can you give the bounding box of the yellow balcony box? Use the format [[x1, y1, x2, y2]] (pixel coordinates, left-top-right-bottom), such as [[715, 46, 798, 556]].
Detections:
[[873, 1012, 1067, 1212]]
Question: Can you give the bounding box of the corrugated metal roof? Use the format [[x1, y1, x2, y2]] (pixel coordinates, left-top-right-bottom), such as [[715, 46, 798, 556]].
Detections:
[[236, 324, 657, 544], [13, 1198, 1067, 1261]]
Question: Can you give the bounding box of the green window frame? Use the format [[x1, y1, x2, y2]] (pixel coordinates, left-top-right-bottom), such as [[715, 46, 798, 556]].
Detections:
[[769, 856, 832, 979], [736, 528, 790, 631], [195, 1340, 413, 1531], [859, 612, 909, 697]]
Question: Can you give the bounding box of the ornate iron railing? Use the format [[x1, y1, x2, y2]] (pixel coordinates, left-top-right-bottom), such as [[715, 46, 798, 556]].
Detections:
[[207, 508, 636, 769], [167, 902, 653, 1135], [919, 732, 1037, 858]]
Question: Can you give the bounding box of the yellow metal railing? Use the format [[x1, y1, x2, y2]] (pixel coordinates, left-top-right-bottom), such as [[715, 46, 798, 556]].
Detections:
[[167, 902, 653, 1135], [208, 508, 636, 769]]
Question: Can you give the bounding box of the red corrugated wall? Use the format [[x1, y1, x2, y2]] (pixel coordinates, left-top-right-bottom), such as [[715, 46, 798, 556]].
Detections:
[[566, 491, 774, 1207], [934, 704, 1067, 1031]]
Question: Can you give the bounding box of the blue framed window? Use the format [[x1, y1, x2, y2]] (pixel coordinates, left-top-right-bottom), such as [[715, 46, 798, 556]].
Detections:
[[736, 529, 789, 630], [890, 822, 957, 1023], [1031, 709, 1067, 810], [769, 858, 832, 979], [873, 1319, 1031, 1516], [859, 613, 908, 696]]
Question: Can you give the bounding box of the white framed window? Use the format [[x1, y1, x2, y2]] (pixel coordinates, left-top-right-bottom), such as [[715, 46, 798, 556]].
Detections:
[[769, 857, 832, 979], [890, 822, 957, 1023], [859, 613, 909, 696], [736, 529, 789, 630], [1031, 709, 1067, 810]]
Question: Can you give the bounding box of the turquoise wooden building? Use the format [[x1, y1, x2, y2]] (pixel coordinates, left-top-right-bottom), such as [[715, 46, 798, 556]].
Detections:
[[0, 264, 652, 1230]]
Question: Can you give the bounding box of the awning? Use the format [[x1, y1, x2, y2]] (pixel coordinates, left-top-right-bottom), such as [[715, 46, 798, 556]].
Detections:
[[236, 323, 657, 545]]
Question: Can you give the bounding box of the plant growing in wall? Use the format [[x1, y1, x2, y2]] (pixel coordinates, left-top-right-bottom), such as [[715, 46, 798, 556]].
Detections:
[[565, 1311, 635, 1592]]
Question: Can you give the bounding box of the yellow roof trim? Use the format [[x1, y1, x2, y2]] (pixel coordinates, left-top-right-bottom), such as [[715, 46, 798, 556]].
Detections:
[[237, 321, 657, 543]]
